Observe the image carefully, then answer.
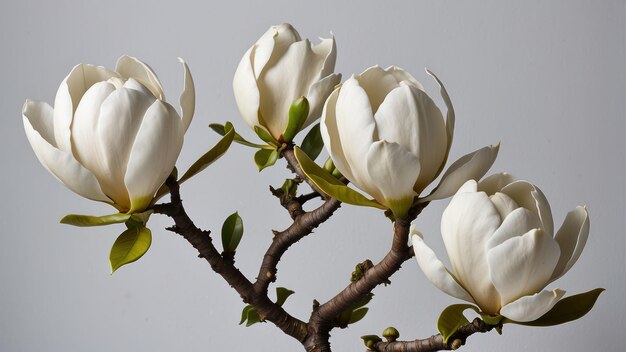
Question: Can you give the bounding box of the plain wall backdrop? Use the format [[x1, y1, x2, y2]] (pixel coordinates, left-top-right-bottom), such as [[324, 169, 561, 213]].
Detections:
[[1, 0, 624, 351]]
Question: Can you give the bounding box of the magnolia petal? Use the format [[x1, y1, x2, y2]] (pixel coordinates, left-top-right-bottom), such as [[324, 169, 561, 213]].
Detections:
[[233, 46, 262, 129], [425, 69, 455, 178], [115, 55, 165, 100], [501, 181, 554, 236], [486, 208, 542, 250], [550, 206, 590, 282], [500, 289, 566, 322], [442, 191, 502, 314], [305, 73, 342, 128], [365, 140, 420, 216], [411, 233, 474, 302], [354, 65, 423, 113], [334, 78, 377, 190], [487, 228, 560, 305], [314, 36, 337, 78], [320, 88, 359, 186], [125, 101, 184, 213], [256, 23, 301, 75], [420, 144, 500, 202], [23, 100, 109, 202], [177, 57, 195, 132], [478, 172, 516, 195], [373, 83, 446, 192], [488, 192, 520, 221], [54, 63, 118, 153]]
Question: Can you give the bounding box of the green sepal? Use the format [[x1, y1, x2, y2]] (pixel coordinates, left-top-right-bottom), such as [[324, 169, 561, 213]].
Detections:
[[294, 147, 385, 210], [209, 123, 268, 149], [60, 213, 131, 227], [437, 304, 479, 344], [504, 288, 605, 327], [282, 96, 309, 142], [109, 226, 152, 274], [239, 304, 261, 327], [221, 211, 244, 253], [300, 123, 324, 161], [254, 126, 279, 147], [127, 210, 154, 229], [275, 287, 295, 306], [360, 335, 382, 349], [254, 148, 280, 171], [178, 122, 235, 184]]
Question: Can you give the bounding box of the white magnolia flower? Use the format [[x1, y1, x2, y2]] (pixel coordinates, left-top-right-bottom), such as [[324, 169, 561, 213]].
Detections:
[[233, 23, 341, 141], [23, 55, 195, 213], [411, 174, 590, 322], [320, 65, 498, 217]]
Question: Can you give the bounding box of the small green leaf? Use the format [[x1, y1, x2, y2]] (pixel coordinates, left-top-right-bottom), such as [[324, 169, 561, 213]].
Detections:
[[128, 210, 153, 228], [437, 304, 479, 343], [506, 288, 605, 327], [109, 226, 152, 274], [280, 179, 298, 198], [221, 211, 244, 253], [178, 122, 235, 184], [239, 304, 262, 327], [360, 335, 382, 348], [300, 123, 324, 161], [239, 305, 254, 324], [209, 123, 267, 148], [254, 148, 279, 171], [294, 147, 385, 209], [283, 96, 309, 142], [352, 293, 374, 309], [275, 287, 295, 306], [348, 307, 369, 324], [60, 213, 131, 227], [254, 126, 279, 147]]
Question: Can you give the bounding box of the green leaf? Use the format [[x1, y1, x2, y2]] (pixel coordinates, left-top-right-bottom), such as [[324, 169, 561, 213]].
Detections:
[[209, 123, 267, 148], [275, 287, 295, 306], [239, 305, 255, 324], [360, 335, 382, 348], [300, 123, 324, 161], [282, 96, 309, 142], [109, 226, 152, 274], [294, 147, 385, 209], [348, 307, 369, 324], [254, 148, 279, 171], [437, 304, 479, 343], [221, 211, 244, 253], [352, 293, 374, 309], [239, 304, 262, 327], [506, 288, 605, 327], [280, 179, 298, 198], [60, 213, 131, 227], [254, 126, 279, 147], [178, 122, 235, 184]]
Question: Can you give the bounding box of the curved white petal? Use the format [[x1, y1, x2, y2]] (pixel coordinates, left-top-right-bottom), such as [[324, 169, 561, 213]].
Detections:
[[354, 66, 421, 113], [487, 228, 560, 305], [54, 63, 118, 152], [177, 57, 195, 132], [365, 141, 420, 215], [305, 73, 342, 128], [501, 181, 554, 236], [478, 172, 516, 195], [500, 289, 565, 322], [314, 35, 337, 78], [442, 191, 502, 314], [425, 69, 455, 178], [373, 83, 447, 192], [256, 23, 301, 75], [334, 78, 377, 190], [488, 192, 519, 221], [550, 206, 590, 282], [115, 55, 165, 100], [486, 208, 541, 250], [125, 101, 184, 213], [23, 100, 109, 202], [233, 46, 262, 129], [420, 143, 500, 202], [411, 233, 474, 302]]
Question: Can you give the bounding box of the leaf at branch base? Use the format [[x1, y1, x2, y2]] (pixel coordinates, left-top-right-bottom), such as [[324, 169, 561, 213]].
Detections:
[[294, 147, 385, 210], [209, 123, 266, 148], [437, 304, 479, 343], [221, 211, 244, 253], [60, 213, 131, 227], [300, 123, 324, 161], [178, 122, 235, 184], [109, 226, 152, 274], [255, 148, 279, 171], [348, 307, 369, 324], [239, 304, 261, 327], [505, 288, 605, 327], [275, 287, 295, 306], [254, 126, 279, 147]]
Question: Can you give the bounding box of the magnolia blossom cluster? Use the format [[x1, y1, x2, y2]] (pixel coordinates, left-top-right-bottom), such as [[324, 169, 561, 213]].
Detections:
[[23, 23, 593, 327]]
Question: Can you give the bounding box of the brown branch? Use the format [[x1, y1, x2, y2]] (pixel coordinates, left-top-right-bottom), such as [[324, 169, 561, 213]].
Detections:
[[283, 148, 328, 198], [153, 177, 309, 342], [369, 318, 494, 352]]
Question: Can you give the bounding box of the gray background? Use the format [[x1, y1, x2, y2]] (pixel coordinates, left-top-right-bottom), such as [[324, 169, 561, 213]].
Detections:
[[1, 0, 624, 351]]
